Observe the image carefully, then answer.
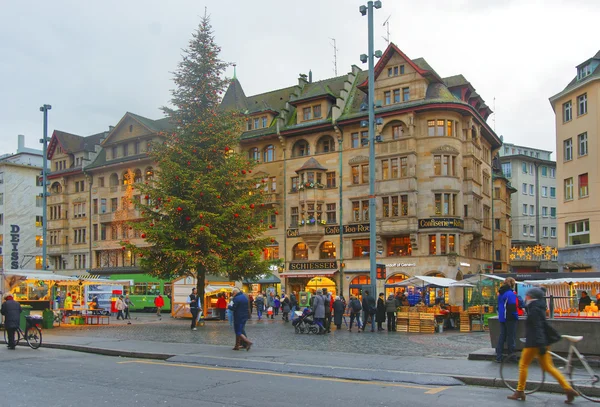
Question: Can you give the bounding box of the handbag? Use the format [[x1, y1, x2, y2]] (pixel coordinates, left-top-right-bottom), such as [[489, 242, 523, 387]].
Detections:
[[267, 306, 273, 315], [545, 321, 561, 345]]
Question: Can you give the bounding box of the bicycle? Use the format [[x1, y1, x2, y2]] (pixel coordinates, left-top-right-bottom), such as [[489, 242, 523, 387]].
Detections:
[[501, 335, 600, 402], [2, 316, 43, 350]]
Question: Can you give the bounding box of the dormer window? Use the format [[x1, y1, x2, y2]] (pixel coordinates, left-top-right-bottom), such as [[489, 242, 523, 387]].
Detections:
[[112, 146, 118, 159], [262, 116, 267, 128], [253, 118, 259, 129], [303, 107, 312, 121], [313, 105, 322, 119], [263, 145, 275, 162], [578, 64, 592, 80], [387, 65, 404, 77]]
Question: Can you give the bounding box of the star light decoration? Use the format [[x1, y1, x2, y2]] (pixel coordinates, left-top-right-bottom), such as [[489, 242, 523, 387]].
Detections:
[[509, 245, 558, 261]]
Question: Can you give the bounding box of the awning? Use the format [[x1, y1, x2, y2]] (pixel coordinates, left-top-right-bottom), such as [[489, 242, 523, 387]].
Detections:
[[280, 270, 337, 278], [390, 276, 471, 288], [205, 285, 234, 294], [3, 271, 79, 282], [459, 274, 525, 285], [524, 277, 600, 286]]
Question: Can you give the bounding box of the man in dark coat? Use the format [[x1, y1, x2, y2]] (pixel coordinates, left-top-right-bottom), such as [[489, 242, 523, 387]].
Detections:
[[1, 294, 22, 349], [228, 288, 253, 351], [376, 293, 386, 331], [332, 296, 345, 329], [361, 290, 376, 332], [322, 288, 332, 333], [578, 291, 592, 311]]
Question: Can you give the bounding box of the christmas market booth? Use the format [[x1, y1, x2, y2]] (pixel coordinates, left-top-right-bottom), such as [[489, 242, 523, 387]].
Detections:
[[171, 275, 236, 320]]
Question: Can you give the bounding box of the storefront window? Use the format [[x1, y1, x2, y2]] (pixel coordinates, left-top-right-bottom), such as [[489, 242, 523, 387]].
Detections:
[[352, 239, 370, 257], [385, 274, 408, 297], [386, 236, 411, 256], [264, 242, 279, 260], [319, 241, 336, 259], [429, 235, 437, 255], [11, 282, 50, 301], [292, 243, 308, 260]]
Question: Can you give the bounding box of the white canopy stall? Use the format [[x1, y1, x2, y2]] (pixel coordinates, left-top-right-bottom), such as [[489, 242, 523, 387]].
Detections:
[[524, 277, 600, 313]]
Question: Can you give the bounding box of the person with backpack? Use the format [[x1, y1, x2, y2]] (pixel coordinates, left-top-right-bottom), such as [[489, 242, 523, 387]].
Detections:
[[254, 294, 265, 320], [385, 294, 397, 332], [496, 277, 518, 362], [282, 296, 291, 322], [361, 290, 376, 332], [347, 295, 362, 332]]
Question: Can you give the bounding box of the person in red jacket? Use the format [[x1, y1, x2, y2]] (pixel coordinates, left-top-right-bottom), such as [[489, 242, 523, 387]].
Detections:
[[216, 293, 228, 321], [154, 294, 165, 317]]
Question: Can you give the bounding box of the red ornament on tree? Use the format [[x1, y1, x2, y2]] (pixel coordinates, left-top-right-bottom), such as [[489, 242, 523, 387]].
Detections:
[[269, 225, 273, 229], [185, 216, 191, 221], [260, 203, 265, 207], [199, 214, 203, 218], [241, 170, 246, 175], [177, 207, 183, 212], [144, 195, 149, 199], [224, 146, 230, 152], [141, 233, 146, 239], [150, 223, 154, 227], [274, 211, 279, 215], [216, 195, 221, 199], [249, 252, 254, 257], [241, 205, 246, 209], [200, 227, 204, 232], [250, 204, 255, 209], [234, 213, 239, 218]]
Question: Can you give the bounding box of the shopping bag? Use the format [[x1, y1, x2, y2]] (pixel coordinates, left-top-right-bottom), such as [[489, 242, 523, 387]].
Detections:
[[267, 306, 273, 315]]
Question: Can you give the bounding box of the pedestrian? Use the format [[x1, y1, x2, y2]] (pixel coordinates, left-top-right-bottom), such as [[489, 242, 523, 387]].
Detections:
[[115, 295, 125, 320], [322, 288, 332, 333], [154, 294, 164, 317], [1, 294, 22, 350], [361, 290, 376, 332], [282, 296, 291, 322], [255, 294, 265, 320], [274, 295, 281, 318], [267, 292, 275, 319], [229, 288, 253, 351], [507, 288, 578, 403], [386, 294, 397, 332], [216, 293, 227, 321], [124, 294, 134, 320], [347, 295, 362, 332], [90, 295, 100, 315], [496, 277, 518, 362], [376, 293, 386, 331], [227, 295, 234, 328], [188, 288, 200, 331], [312, 288, 325, 331], [248, 293, 254, 318], [65, 294, 73, 317], [333, 296, 344, 329], [290, 291, 298, 316], [578, 290, 592, 311]]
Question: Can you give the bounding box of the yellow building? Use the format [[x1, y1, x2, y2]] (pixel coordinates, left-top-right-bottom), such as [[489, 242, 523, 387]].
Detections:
[[222, 43, 514, 299], [549, 50, 600, 271]]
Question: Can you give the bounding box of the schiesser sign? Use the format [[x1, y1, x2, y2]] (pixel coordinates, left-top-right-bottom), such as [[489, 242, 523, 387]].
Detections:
[[418, 218, 464, 229], [289, 261, 338, 270]]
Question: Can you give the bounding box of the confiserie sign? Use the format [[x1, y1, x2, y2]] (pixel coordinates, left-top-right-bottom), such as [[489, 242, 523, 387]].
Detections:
[[289, 261, 338, 270], [419, 218, 464, 229], [325, 223, 370, 235]]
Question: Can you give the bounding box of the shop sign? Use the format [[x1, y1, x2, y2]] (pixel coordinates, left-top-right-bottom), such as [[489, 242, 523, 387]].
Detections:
[[460, 262, 471, 267], [289, 261, 337, 271], [324, 223, 370, 235], [10, 224, 20, 269], [418, 218, 464, 229], [286, 229, 300, 238], [385, 263, 416, 268]]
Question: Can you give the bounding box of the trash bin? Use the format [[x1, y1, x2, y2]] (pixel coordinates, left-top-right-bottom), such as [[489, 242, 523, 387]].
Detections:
[[19, 305, 32, 331], [42, 309, 54, 329]]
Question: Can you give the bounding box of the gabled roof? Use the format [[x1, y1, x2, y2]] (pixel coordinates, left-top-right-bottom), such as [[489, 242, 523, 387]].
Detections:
[[290, 74, 347, 105], [295, 157, 327, 173], [221, 77, 248, 111], [101, 112, 173, 146], [244, 85, 296, 115], [47, 130, 108, 160]]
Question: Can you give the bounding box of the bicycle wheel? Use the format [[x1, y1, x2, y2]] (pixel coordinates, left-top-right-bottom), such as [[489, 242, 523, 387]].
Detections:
[[3, 327, 21, 347], [25, 326, 42, 349], [500, 352, 545, 394], [568, 362, 600, 402]]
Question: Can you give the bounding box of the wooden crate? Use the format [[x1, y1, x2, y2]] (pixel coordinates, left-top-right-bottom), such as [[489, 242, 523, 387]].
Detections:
[[396, 318, 408, 332], [450, 305, 463, 313], [408, 312, 420, 319], [420, 318, 435, 333], [420, 313, 435, 320], [396, 312, 409, 319]]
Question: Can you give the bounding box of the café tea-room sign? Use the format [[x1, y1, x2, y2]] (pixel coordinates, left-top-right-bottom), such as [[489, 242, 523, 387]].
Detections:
[[324, 223, 370, 235], [289, 261, 337, 271], [418, 218, 464, 229]]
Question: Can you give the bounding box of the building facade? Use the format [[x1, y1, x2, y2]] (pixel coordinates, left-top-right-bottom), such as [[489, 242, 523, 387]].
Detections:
[[223, 43, 514, 300], [0, 135, 44, 274], [499, 143, 558, 272], [549, 50, 600, 272]]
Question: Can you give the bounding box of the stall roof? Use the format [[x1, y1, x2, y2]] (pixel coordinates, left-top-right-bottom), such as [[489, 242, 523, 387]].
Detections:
[[3, 270, 78, 282], [205, 285, 235, 294], [524, 277, 600, 286], [390, 276, 472, 288]]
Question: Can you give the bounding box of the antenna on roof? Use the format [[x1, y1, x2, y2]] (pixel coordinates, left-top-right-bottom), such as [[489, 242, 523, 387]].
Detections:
[[382, 15, 391, 44], [330, 38, 338, 76], [232, 63, 237, 80]]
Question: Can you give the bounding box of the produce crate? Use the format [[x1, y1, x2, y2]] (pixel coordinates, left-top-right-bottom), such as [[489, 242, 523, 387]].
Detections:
[[398, 306, 410, 312], [408, 312, 420, 320], [459, 312, 471, 332], [420, 313, 435, 320], [396, 312, 409, 319], [420, 319, 435, 334], [396, 318, 408, 332], [450, 305, 463, 313]]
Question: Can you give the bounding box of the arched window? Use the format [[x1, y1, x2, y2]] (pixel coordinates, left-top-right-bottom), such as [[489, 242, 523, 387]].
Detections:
[[133, 169, 142, 183], [426, 271, 445, 277], [317, 136, 335, 154], [263, 145, 275, 162], [145, 167, 154, 181], [319, 241, 336, 259], [386, 273, 408, 285], [109, 173, 119, 187], [292, 140, 310, 157], [386, 120, 407, 140], [122, 171, 131, 185], [50, 182, 62, 194], [248, 147, 260, 162], [350, 275, 370, 285], [292, 243, 308, 260]]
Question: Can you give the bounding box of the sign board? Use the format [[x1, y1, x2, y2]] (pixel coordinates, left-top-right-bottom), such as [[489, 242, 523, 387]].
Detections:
[[418, 218, 464, 229], [288, 261, 337, 271], [325, 224, 370, 235]]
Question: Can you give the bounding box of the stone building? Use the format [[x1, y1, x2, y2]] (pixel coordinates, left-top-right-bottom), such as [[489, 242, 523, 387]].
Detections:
[[222, 43, 514, 299]]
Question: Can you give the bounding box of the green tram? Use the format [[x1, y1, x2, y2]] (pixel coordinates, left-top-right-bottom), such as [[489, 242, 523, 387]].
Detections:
[[109, 273, 172, 312]]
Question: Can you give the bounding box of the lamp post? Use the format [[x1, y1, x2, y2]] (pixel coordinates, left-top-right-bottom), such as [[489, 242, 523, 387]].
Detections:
[[359, 1, 382, 298], [40, 104, 51, 271]]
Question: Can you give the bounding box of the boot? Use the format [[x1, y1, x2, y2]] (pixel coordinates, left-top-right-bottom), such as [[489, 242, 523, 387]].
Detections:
[[348, 322, 353, 332], [232, 335, 241, 351], [240, 334, 253, 351], [507, 391, 526, 401], [565, 388, 578, 404]]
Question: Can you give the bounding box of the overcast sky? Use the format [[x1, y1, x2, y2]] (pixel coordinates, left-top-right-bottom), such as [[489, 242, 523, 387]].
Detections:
[[1, 0, 598, 158]]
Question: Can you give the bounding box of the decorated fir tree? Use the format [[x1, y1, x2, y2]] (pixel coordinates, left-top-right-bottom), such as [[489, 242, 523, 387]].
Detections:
[[128, 14, 273, 298]]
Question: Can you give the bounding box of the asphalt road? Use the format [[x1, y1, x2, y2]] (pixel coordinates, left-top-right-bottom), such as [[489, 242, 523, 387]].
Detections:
[[0, 347, 577, 407]]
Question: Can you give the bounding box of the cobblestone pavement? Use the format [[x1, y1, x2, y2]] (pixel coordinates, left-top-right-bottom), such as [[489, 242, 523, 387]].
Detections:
[[48, 313, 491, 358]]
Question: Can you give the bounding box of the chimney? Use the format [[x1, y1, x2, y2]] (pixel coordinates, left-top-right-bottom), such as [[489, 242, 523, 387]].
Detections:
[[109, 126, 115, 131], [298, 73, 308, 87], [17, 134, 25, 152], [309, 70, 313, 83]]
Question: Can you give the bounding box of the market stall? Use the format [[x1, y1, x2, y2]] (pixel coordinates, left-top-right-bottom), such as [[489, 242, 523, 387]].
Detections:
[[170, 275, 236, 319], [524, 277, 600, 318]]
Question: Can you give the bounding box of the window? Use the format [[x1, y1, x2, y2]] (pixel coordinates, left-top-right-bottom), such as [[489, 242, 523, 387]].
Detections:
[[326, 172, 336, 188], [98, 177, 105, 187], [291, 207, 299, 226], [530, 225, 535, 236], [542, 227, 548, 238], [313, 105, 322, 118], [578, 64, 592, 79], [542, 207, 548, 217], [351, 164, 369, 185], [551, 207, 556, 218], [400, 65, 405, 74], [381, 157, 404, 179], [393, 89, 400, 103], [73, 203, 86, 218], [352, 200, 369, 222], [579, 173, 589, 197], [429, 235, 437, 255], [34, 235, 43, 248], [529, 205, 534, 216], [35, 215, 42, 227], [578, 93, 587, 116], [495, 218, 501, 230], [361, 164, 369, 183], [400, 157, 407, 177], [387, 236, 412, 257], [541, 186, 548, 197], [563, 101, 572, 122], [253, 118, 259, 130], [382, 195, 407, 217], [262, 116, 268, 128], [529, 184, 534, 195], [578, 133, 588, 156], [483, 206, 490, 228], [292, 243, 308, 260], [523, 225, 528, 236], [111, 198, 118, 212], [351, 165, 359, 184], [502, 163, 512, 178], [293, 140, 310, 157], [384, 91, 391, 105], [318, 136, 335, 153], [550, 187, 556, 198], [522, 162, 528, 174], [551, 227, 557, 238], [319, 241, 336, 259], [36, 196, 43, 207], [522, 183, 527, 195], [541, 166, 547, 177], [112, 146, 118, 159], [483, 174, 490, 195], [263, 145, 275, 162], [402, 87, 410, 102], [351, 133, 360, 148], [35, 256, 43, 270], [123, 143, 129, 157], [326, 203, 337, 224], [269, 176, 277, 193], [522, 204, 528, 215], [73, 228, 87, 244], [302, 107, 311, 121], [392, 125, 404, 139], [0, 193, 3, 205], [353, 239, 370, 257], [434, 193, 457, 216], [564, 178, 574, 200], [433, 155, 456, 176], [74, 180, 85, 193], [249, 147, 260, 161], [291, 177, 299, 193], [550, 168, 556, 178], [134, 141, 140, 155], [529, 163, 534, 174], [567, 220, 590, 245]]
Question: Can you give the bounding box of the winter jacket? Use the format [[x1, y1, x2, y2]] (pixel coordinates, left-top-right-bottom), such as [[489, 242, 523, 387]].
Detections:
[[333, 299, 345, 325], [524, 299, 548, 348], [312, 294, 325, 319], [274, 298, 281, 309], [116, 298, 125, 311], [254, 296, 265, 311], [497, 285, 518, 322], [216, 297, 227, 309], [1, 299, 22, 329], [376, 297, 386, 322], [228, 292, 249, 324], [154, 295, 165, 308], [349, 298, 362, 314], [385, 296, 397, 313], [323, 293, 332, 315], [282, 297, 291, 313], [579, 295, 592, 311], [267, 295, 275, 308], [362, 294, 376, 314], [290, 294, 298, 308]]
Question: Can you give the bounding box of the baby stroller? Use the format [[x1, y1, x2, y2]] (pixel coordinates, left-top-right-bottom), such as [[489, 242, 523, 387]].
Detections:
[[292, 308, 324, 334]]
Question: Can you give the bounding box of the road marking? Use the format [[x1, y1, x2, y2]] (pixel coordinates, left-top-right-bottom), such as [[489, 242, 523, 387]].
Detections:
[[119, 360, 448, 393]]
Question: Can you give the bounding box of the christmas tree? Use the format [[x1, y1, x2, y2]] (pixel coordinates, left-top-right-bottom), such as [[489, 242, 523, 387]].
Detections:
[[129, 14, 273, 299]]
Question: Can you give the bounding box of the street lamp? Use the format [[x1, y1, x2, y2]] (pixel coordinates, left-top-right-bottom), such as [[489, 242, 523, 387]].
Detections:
[[359, 1, 382, 300], [39, 104, 51, 271]]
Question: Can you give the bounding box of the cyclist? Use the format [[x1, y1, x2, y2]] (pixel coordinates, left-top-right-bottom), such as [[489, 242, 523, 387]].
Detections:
[[1, 294, 22, 350]]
